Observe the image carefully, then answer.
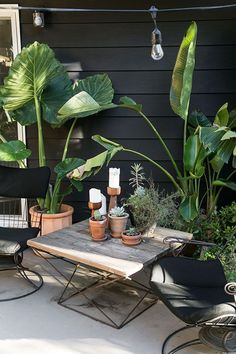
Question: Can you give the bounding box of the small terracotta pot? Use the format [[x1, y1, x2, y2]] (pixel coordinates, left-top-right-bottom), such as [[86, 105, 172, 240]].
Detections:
[[109, 213, 129, 238], [121, 231, 142, 246], [89, 216, 107, 241], [29, 204, 74, 236]]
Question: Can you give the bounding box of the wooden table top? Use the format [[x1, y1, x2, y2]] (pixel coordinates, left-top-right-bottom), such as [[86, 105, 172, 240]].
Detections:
[[27, 220, 192, 278]]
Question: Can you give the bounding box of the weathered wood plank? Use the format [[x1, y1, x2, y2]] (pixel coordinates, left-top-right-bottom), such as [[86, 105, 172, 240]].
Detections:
[[27, 220, 192, 277]]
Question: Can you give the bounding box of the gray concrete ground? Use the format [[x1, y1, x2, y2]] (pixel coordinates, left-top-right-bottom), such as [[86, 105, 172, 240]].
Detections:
[[0, 250, 222, 354]]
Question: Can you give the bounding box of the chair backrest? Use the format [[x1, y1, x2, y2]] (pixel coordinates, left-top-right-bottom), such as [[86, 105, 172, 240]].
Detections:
[[0, 166, 50, 199], [151, 256, 227, 288]]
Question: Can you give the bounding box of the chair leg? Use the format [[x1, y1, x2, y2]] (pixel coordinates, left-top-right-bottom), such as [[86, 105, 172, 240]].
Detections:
[[0, 265, 43, 302], [162, 325, 197, 354]]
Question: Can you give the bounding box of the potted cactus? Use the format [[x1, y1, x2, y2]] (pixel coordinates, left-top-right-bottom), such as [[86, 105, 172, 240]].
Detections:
[[121, 227, 142, 246], [108, 206, 129, 238], [89, 210, 107, 242]]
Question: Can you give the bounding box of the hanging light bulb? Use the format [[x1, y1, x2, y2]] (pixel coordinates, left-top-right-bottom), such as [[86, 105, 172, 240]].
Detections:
[[33, 11, 45, 27], [149, 5, 164, 61], [151, 28, 164, 60]]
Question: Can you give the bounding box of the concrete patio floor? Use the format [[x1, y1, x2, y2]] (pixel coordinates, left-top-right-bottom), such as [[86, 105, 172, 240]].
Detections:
[[0, 249, 225, 354]]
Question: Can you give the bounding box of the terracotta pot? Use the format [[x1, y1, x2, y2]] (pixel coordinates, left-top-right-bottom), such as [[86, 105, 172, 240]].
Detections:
[[109, 213, 129, 238], [29, 204, 74, 236], [89, 216, 107, 241], [121, 231, 142, 246]]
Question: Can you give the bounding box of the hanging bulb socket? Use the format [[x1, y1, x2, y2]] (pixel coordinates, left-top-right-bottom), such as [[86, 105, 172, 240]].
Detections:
[[151, 28, 164, 60], [33, 11, 45, 27], [150, 5, 164, 60]]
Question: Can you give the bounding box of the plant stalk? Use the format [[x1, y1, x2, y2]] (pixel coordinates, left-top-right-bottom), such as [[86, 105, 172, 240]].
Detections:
[[124, 148, 183, 194], [139, 111, 182, 179]]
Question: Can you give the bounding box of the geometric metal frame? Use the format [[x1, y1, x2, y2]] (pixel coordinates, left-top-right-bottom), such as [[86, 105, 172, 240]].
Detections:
[[33, 248, 158, 329]]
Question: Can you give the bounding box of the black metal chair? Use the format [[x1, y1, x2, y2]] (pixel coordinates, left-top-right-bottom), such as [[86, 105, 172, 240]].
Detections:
[[150, 237, 236, 353], [0, 165, 50, 301]]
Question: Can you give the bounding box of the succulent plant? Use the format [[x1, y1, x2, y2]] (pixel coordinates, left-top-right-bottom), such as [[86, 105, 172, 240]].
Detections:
[[109, 206, 127, 217], [125, 227, 139, 236], [93, 210, 103, 221]]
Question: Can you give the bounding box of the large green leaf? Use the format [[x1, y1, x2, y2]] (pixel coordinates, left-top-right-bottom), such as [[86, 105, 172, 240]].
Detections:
[[0, 42, 72, 125], [184, 135, 207, 177], [179, 193, 198, 221], [170, 22, 197, 120], [214, 103, 229, 127], [92, 135, 123, 151], [200, 126, 225, 153], [212, 179, 236, 191], [74, 73, 114, 105], [54, 157, 85, 178], [58, 91, 101, 120], [119, 96, 142, 112], [188, 110, 211, 128], [0, 140, 31, 161]]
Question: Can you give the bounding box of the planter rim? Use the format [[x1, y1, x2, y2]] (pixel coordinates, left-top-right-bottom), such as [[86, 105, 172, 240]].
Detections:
[[108, 213, 129, 219], [30, 204, 74, 219], [89, 216, 107, 224], [122, 231, 141, 238]]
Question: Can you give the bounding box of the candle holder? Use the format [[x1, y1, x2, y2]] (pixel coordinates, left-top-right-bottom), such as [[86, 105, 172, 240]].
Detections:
[[107, 186, 121, 212], [88, 201, 102, 218]]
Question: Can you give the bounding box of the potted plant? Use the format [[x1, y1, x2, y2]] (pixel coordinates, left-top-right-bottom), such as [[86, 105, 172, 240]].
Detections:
[[121, 227, 142, 246], [0, 42, 117, 235], [108, 206, 129, 238], [89, 210, 107, 241], [125, 164, 181, 236]]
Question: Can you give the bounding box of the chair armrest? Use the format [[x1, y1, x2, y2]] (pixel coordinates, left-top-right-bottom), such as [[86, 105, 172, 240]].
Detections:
[[225, 282, 236, 305], [0, 239, 21, 255], [163, 236, 216, 256]]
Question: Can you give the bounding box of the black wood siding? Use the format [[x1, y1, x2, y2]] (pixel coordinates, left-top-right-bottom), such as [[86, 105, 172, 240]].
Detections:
[[2, 0, 236, 220]]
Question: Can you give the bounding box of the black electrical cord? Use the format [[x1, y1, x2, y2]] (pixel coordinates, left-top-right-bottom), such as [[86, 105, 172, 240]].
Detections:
[[0, 3, 236, 13]]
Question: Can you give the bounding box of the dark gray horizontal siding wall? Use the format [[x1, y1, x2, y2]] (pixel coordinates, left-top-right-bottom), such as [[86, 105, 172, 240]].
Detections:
[[3, 0, 236, 220]]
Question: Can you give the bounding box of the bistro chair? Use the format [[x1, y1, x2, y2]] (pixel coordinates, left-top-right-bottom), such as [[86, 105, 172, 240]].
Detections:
[[150, 236, 236, 353], [0, 165, 50, 301]]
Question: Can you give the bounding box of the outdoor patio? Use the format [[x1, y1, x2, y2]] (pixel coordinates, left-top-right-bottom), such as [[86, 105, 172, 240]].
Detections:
[[1, 248, 220, 354], [0, 1, 236, 353]]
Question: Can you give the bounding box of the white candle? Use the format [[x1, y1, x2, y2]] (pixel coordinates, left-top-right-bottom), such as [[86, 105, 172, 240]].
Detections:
[[109, 168, 120, 188], [89, 188, 101, 203], [99, 194, 107, 215]]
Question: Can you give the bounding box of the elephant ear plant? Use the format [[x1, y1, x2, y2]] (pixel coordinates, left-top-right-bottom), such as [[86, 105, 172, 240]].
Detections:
[[0, 42, 117, 213]]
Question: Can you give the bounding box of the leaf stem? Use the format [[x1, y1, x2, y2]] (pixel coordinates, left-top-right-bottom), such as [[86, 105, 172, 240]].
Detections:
[[124, 148, 183, 194], [139, 111, 182, 179]]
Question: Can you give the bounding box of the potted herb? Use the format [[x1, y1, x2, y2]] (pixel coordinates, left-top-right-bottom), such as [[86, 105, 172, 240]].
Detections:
[[125, 164, 181, 236], [108, 206, 129, 238], [121, 227, 142, 246], [89, 210, 107, 242], [0, 42, 117, 235]]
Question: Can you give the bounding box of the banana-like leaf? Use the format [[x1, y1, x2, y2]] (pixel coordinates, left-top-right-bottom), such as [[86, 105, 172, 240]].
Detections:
[[212, 179, 236, 191], [188, 110, 211, 128], [170, 22, 197, 120], [68, 147, 122, 183], [221, 131, 236, 140], [54, 157, 85, 178], [214, 103, 229, 127], [200, 126, 225, 153], [184, 135, 208, 177], [179, 193, 198, 221], [119, 96, 142, 112], [0, 140, 31, 161], [74, 73, 114, 105], [92, 135, 123, 151], [210, 154, 225, 172], [70, 179, 83, 192], [0, 42, 72, 125]]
